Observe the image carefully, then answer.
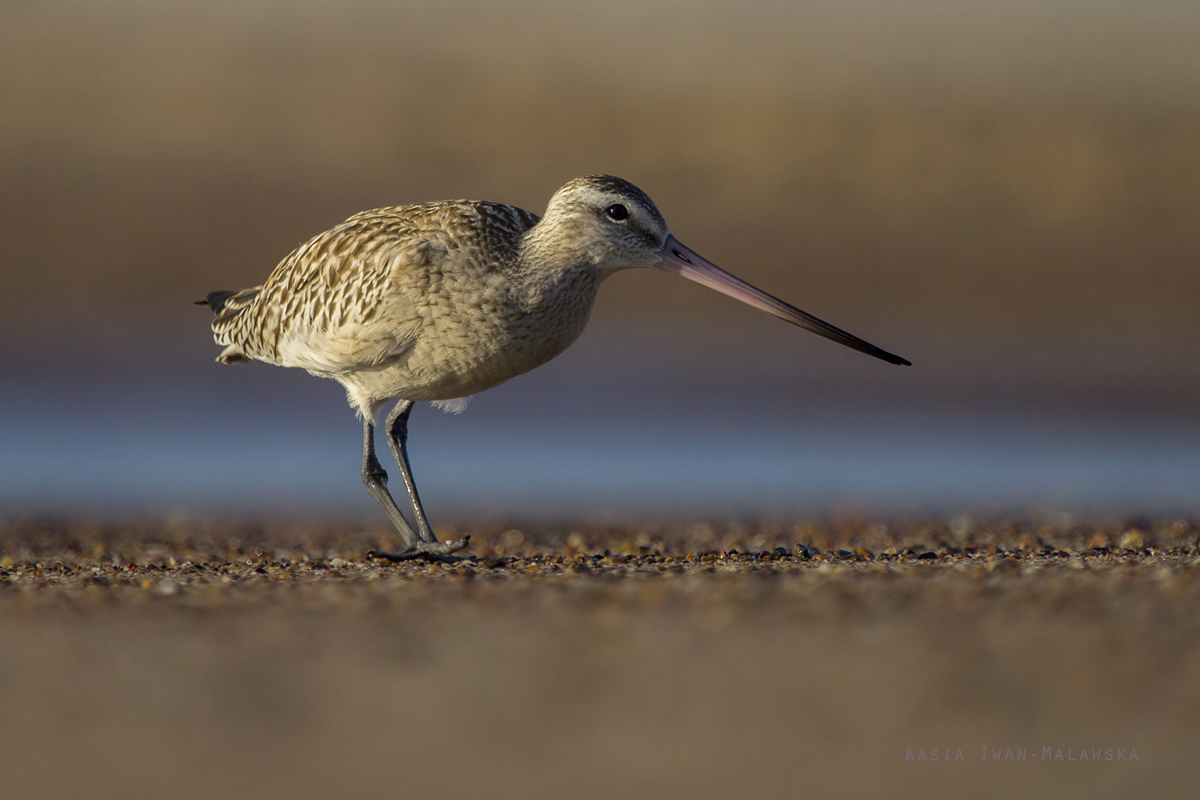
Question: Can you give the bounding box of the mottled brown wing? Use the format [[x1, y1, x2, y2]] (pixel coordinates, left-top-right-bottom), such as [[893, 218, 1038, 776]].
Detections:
[[212, 214, 433, 373], [210, 200, 541, 371]]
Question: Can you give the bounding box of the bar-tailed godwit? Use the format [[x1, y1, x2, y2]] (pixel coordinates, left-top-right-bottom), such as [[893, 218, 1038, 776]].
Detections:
[[200, 175, 909, 559]]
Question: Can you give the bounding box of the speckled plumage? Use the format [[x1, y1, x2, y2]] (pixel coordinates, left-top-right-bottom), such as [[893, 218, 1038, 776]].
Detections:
[[209, 180, 624, 419], [202, 174, 908, 559]]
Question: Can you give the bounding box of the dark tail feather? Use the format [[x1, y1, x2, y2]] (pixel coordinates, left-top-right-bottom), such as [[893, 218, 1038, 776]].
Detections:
[[197, 290, 238, 313]]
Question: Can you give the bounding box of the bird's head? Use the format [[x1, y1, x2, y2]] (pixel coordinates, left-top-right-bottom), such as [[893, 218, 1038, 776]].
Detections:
[[535, 174, 671, 275], [532, 174, 910, 366]]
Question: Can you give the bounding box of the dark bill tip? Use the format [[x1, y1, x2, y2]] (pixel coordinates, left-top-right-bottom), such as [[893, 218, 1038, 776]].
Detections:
[[657, 235, 911, 367]]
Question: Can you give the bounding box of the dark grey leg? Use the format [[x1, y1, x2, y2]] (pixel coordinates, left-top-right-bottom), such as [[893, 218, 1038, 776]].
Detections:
[[384, 400, 437, 543], [366, 402, 469, 562], [360, 418, 418, 548]]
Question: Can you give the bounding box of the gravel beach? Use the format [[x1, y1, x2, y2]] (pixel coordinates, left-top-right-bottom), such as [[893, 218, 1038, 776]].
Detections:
[[1, 517, 1196, 799]]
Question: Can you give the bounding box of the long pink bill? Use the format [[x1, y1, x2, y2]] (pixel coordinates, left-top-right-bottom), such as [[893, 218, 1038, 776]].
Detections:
[[654, 235, 911, 366]]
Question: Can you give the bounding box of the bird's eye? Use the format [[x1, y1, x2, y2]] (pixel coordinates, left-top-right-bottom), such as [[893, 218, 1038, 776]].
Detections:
[[605, 204, 629, 221]]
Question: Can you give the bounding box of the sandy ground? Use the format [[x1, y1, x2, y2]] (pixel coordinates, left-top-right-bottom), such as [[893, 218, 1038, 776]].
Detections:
[[0, 517, 1197, 800]]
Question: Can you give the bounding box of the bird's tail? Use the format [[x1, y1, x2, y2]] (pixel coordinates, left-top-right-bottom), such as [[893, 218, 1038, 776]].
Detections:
[[195, 288, 259, 317], [195, 287, 262, 364]]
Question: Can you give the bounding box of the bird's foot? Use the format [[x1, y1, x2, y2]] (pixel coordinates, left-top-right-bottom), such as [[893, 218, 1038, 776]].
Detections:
[[367, 536, 470, 562]]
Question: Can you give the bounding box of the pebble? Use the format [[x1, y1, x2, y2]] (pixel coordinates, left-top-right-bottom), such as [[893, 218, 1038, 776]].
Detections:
[[1119, 530, 1145, 550]]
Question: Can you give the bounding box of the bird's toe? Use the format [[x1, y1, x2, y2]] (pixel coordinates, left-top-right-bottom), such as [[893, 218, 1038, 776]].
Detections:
[[367, 535, 470, 563]]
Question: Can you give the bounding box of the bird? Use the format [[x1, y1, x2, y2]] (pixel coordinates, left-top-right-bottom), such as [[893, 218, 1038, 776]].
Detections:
[[199, 175, 909, 560]]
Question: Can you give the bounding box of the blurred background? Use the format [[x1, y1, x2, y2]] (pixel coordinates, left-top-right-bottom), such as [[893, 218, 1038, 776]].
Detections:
[[2, 0, 1199, 520]]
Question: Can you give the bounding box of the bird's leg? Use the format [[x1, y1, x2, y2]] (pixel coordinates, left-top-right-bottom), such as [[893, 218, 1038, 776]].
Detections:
[[366, 402, 469, 562], [360, 418, 420, 548], [384, 401, 438, 542], [388, 401, 469, 552]]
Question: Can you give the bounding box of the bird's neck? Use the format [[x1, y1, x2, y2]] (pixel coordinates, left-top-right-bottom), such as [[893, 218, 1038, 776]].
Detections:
[[517, 215, 603, 285], [520, 213, 590, 268], [511, 220, 603, 315]]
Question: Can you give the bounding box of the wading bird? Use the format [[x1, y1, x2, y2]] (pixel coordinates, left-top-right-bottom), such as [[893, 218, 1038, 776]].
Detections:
[[200, 175, 909, 560]]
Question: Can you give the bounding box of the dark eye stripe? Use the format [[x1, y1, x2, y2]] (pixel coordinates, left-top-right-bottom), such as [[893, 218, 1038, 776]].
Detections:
[[605, 204, 629, 221]]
